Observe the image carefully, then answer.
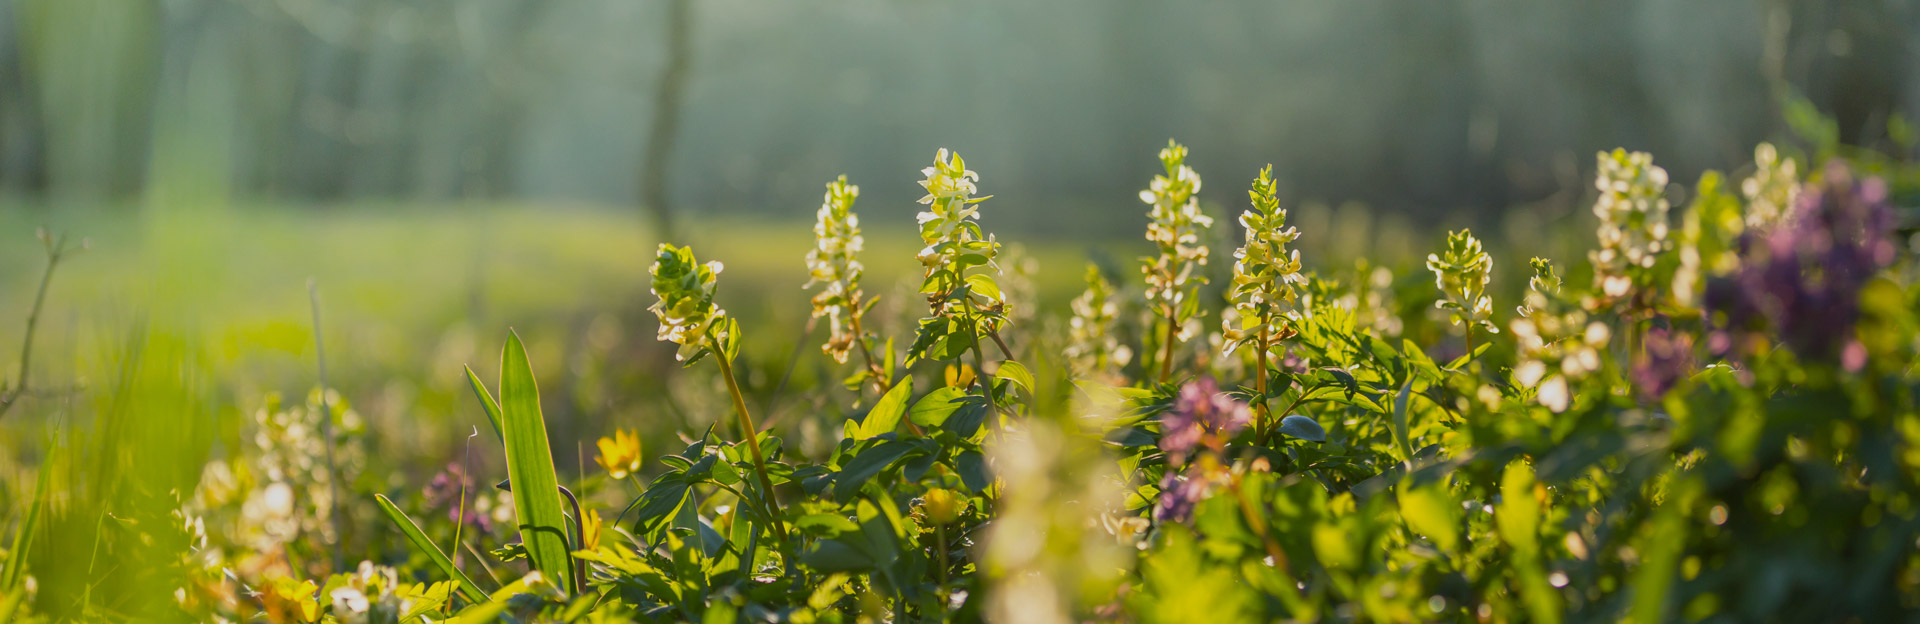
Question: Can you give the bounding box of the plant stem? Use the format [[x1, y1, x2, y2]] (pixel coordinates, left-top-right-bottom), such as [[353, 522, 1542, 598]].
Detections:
[[308, 280, 345, 572], [557, 485, 588, 595], [0, 232, 70, 420], [709, 333, 790, 544], [935, 522, 950, 603], [963, 307, 1003, 423], [1158, 308, 1179, 383], [1253, 327, 1271, 444]]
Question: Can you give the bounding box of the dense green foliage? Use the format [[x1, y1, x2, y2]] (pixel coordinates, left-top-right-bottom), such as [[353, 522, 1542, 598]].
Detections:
[[4, 133, 1920, 623]]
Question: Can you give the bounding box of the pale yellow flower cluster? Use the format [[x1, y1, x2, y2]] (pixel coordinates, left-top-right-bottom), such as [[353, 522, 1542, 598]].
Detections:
[[804, 176, 866, 363], [1511, 259, 1610, 412], [1589, 149, 1671, 300], [1140, 140, 1212, 314]]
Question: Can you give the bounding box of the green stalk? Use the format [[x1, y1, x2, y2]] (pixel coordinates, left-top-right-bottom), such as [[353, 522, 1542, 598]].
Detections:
[[708, 330, 790, 545], [1158, 308, 1179, 383], [1252, 327, 1271, 444]]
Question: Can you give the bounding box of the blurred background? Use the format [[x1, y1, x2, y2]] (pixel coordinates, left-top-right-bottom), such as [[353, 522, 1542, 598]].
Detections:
[[0, 0, 1916, 571]]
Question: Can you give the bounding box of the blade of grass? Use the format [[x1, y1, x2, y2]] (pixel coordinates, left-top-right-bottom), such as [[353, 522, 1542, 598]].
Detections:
[[497, 331, 574, 593], [374, 494, 491, 604], [309, 279, 344, 571], [466, 365, 505, 441], [0, 444, 53, 591]]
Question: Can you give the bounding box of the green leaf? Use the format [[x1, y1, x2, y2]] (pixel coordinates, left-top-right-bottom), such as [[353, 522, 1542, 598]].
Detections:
[[801, 538, 874, 572], [964, 273, 1003, 302], [465, 365, 504, 443], [995, 360, 1036, 395], [1390, 378, 1414, 468], [375, 494, 491, 604], [1397, 480, 1459, 553], [851, 377, 913, 440], [908, 386, 968, 427], [833, 440, 917, 504], [954, 450, 990, 493], [497, 331, 574, 593], [1276, 414, 1326, 442]]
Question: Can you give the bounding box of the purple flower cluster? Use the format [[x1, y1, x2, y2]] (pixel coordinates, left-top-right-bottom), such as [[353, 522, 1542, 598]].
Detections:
[[1152, 378, 1250, 524], [1153, 470, 1207, 523], [1706, 162, 1897, 370], [423, 462, 493, 533], [1632, 326, 1695, 401], [1157, 377, 1250, 463]]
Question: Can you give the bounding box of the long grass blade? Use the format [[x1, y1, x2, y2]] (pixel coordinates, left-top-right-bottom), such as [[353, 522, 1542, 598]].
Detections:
[[497, 331, 574, 593], [374, 494, 491, 604], [465, 365, 505, 442], [0, 445, 53, 591]]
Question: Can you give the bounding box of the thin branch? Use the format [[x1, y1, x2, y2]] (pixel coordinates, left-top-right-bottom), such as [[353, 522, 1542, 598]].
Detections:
[[0, 229, 79, 420]]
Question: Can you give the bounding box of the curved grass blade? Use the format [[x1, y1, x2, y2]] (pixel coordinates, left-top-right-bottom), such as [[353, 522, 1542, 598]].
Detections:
[[374, 493, 491, 604], [465, 365, 505, 442], [498, 331, 574, 593]]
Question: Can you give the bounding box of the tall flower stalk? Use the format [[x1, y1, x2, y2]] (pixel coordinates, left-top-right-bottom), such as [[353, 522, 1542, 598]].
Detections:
[[1066, 264, 1130, 382], [1427, 229, 1498, 352], [1589, 148, 1672, 306], [1511, 258, 1609, 412], [1139, 140, 1213, 382], [648, 243, 788, 542], [1224, 165, 1304, 442], [907, 149, 1011, 416], [804, 175, 888, 392]]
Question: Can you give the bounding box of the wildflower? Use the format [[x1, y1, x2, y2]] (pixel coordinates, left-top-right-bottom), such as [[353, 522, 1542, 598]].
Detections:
[[594, 429, 643, 480], [1589, 149, 1672, 302], [1152, 469, 1207, 524], [1632, 326, 1696, 401], [422, 462, 492, 532], [1707, 162, 1896, 369], [258, 575, 320, 624], [1158, 377, 1250, 463], [1139, 140, 1212, 380], [915, 148, 995, 272], [581, 508, 604, 551], [321, 562, 407, 624], [1426, 229, 1498, 340], [649, 243, 728, 362], [922, 488, 963, 525], [1223, 164, 1305, 355], [804, 175, 868, 364], [907, 148, 1010, 365], [1511, 258, 1609, 412], [1065, 264, 1131, 380], [1741, 142, 1800, 228]]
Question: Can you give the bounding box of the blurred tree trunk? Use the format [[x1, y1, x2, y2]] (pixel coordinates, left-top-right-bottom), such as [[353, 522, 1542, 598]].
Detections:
[[640, 0, 692, 242], [0, 1, 47, 195]]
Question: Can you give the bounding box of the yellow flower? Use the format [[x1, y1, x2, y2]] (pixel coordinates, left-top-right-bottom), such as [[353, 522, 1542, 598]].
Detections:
[[922, 488, 962, 525], [581, 508, 604, 551], [259, 576, 319, 623], [595, 430, 643, 480]]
